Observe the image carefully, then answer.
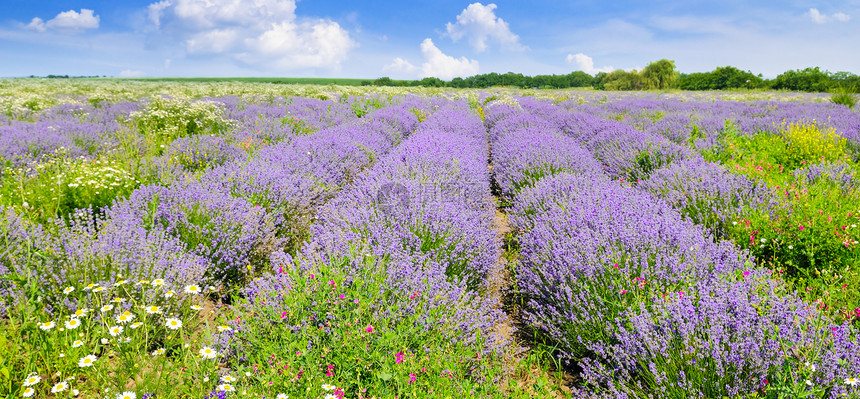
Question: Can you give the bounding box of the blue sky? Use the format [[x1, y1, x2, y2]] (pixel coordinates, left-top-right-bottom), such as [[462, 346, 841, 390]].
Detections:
[[0, 0, 858, 79]]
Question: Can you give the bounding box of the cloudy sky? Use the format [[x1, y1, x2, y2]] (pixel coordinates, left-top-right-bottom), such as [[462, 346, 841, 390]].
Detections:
[[1, 0, 858, 79]]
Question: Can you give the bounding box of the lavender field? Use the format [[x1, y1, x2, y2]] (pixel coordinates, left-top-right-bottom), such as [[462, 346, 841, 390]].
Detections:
[[1, 80, 859, 398]]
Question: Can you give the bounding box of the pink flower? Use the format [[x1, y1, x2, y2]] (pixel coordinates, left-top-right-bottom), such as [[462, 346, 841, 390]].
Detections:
[[365, 325, 374, 333], [395, 352, 404, 364], [409, 373, 416, 383], [799, 226, 805, 231]]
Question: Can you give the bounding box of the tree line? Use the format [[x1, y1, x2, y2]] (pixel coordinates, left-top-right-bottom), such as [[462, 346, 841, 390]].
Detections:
[[362, 60, 860, 92]]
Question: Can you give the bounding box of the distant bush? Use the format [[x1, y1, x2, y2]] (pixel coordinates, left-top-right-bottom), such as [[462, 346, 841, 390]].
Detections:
[[831, 88, 858, 109]]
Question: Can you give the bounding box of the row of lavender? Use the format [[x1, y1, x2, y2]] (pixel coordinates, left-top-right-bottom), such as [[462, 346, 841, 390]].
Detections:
[[212, 102, 507, 396], [248, 100, 504, 344], [485, 102, 859, 397], [0, 97, 425, 315]]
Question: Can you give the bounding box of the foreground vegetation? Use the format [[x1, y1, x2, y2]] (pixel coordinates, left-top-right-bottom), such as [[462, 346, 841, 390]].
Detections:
[[1, 80, 858, 398]]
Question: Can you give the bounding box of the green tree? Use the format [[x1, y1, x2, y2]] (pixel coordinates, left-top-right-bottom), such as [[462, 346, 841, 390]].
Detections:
[[640, 59, 678, 89]]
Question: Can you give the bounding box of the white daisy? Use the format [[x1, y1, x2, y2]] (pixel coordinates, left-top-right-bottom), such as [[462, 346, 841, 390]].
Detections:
[[78, 354, 97, 367], [108, 325, 124, 337], [846, 377, 859, 386], [184, 284, 201, 294], [217, 384, 235, 392], [63, 287, 75, 295], [111, 297, 126, 303], [72, 340, 84, 348], [22, 387, 35, 397], [164, 290, 175, 298], [151, 279, 164, 287], [51, 381, 69, 393], [129, 322, 143, 329], [22, 373, 41, 386], [165, 318, 182, 330], [100, 304, 114, 312], [152, 348, 165, 356], [145, 305, 162, 315], [116, 312, 135, 324], [199, 346, 217, 359], [71, 308, 88, 318], [115, 391, 136, 399], [65, 318, 82, 330], [191, 305, 203, 310], [221, 375, 236, 383], [120, 337, 132, 344], [217, 325, 232, 332], [114, 280, 127, 287], [84, 283, 98, 291], [39, 321, 55, 331], [92, 287, 106, 293], [322, 384, 336, 391], [276, 394, 288, 399]]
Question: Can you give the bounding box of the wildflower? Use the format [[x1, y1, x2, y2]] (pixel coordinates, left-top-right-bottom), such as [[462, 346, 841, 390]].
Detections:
[[116, 392, 136, 399], [365, 325, 374, 333], [221, 375, 236, 383], [217, 384, 235, 392], [322, 384, 336, 391], [72, 389, 80, 397], [112, 297, 126, 303], [130, 322, 143, 329], [51, 381, 69, 393], [134, 280, 149, 286], [184, 284, 201, 294], [23, 373, 41, 386], [789, 245, 794, 249], [22, 387, 35, 397], [165, 318, 182, 330], [120, 337, 132, 344], [217, 325, 232, 332], [145, 305, 162, 315], [78, 355, 97, 367], [846, 377, 859, 386], [72, 308, 88, 318], [191, 305, 202, 311], [84, 283, 98, 291], [93, 287, 106, 293], [116, 312, 136, 324], [101, 338, 110, 344], [65, 318, 82, 330], [63, 287, 75, 295], [324, 395, 336, 399], [39, 321, 55, 331], [151, 279, 164, 287], [395, 352, 404, 364], [164, 290, 175, 298], [277, 394, 288, 399], [200, 347, 217, 359], [114, 280, 127, 287], [72, 340, 84, 348], [100, 305, 114, 312], [152, 348, 165, 356], [108, 326, 124, 337]]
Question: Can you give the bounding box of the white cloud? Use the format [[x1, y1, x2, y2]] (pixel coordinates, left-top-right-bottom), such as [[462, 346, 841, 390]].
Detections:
[[25, 9, 100, 32], [565, 53, 613, 75], [148, 1, 171, 28], [119, 69, 146, 77], [419, 38, 479, 80], [807, 8, 850, 24], [445, 3, 523, 52], [383, 57, 417, 73], [147, 0, 355, 70]]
